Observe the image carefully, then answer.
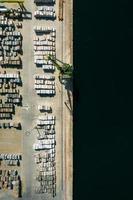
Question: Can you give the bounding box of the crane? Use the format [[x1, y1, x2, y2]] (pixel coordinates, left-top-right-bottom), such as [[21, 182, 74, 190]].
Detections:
[[47, 55, 73, 82]]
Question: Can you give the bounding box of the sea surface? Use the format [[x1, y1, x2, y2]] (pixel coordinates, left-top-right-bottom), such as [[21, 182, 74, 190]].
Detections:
[[74, 0, 133, 199]]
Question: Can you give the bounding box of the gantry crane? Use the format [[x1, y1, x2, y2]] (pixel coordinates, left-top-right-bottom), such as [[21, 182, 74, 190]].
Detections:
[[47, 55, 73, 82]]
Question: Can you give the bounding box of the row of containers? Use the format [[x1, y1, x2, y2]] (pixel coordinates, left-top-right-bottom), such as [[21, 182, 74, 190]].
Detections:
[[0, 6, 24, 199], [33, 107, 56, 197], [33, 27, 56, 96], [0, 13, 23, 125], [0, 71, 22, 120], [33, 0, 57, 197], [0, 153, 22, 197], [0, 169, 22, 198], [33, 29, 56, 197]]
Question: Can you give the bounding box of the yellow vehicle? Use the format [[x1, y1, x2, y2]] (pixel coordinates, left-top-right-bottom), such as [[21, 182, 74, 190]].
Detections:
[[58, 0, 63, 21], [0, 0, 24, 2]]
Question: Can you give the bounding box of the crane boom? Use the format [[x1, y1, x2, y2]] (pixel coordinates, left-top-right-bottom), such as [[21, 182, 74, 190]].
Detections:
[[47, 55, 73, 80], [47, 55, 63, 72]]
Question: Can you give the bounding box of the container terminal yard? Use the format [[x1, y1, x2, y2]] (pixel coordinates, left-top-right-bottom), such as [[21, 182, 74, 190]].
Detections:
[[0, 0, 73, 199]]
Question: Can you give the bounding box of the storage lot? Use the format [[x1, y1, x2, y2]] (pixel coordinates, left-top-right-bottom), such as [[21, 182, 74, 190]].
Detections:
[[0, 0, 73, 199]]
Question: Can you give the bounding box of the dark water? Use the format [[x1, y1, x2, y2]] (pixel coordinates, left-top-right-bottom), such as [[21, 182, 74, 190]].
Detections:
[[74, 0, 133, 199]]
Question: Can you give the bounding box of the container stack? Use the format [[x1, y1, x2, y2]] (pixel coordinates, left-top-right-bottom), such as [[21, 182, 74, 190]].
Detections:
[[34, 74, 55, 96], [0, 16, 22, 68], [33, 110, 56, 197], [33, 27, 56, 72], [0, 71, 22, 120]]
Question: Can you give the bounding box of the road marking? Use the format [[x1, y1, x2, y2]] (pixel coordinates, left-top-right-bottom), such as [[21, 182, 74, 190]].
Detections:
[[22, 105, 30, 110]]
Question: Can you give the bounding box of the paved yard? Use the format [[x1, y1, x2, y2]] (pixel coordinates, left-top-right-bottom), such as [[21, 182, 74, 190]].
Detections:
[[0, 0, 72, 199]]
